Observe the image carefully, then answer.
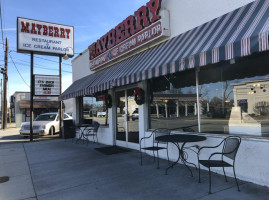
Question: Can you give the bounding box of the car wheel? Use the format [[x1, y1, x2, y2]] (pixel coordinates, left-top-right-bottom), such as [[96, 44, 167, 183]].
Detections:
[[49, 126, 55, 135]]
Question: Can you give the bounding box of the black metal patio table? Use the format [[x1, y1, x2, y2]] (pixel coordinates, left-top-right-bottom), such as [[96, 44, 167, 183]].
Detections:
[[156, 134, 206, 177], [74, 124, 94, 144]]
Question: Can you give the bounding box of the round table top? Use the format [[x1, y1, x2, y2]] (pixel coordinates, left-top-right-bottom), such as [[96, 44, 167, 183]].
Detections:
[[156, 134, 206, 143]]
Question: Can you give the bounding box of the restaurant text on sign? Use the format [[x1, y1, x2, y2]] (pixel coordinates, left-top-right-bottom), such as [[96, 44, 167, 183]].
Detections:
[[88, 0, 162, 62]]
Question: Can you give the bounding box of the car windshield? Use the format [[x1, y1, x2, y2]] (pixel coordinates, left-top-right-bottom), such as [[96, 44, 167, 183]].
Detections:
[[35, 114, 56, 121]]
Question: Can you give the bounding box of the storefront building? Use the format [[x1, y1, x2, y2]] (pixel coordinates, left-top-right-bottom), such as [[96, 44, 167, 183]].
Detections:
[[60, 0, 269, 187], [11, 92, 73, 127]]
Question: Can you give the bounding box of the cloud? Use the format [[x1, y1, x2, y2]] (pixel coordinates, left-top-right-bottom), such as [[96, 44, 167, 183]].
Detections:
[[3, 28, 16, 31]]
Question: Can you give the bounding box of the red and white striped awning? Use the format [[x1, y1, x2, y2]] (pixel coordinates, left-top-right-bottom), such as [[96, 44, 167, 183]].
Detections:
[[59, 0, 269, 101]]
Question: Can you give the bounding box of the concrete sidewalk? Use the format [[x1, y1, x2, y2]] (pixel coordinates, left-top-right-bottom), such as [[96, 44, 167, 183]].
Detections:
[[0, 139, 269, 200]]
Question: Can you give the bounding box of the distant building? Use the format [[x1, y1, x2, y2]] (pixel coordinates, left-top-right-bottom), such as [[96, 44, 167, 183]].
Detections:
[[10, 92, 72, 128]]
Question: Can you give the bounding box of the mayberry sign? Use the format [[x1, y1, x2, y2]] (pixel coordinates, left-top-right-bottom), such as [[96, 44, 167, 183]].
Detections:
[[89, 0, 170, 71], [17, 17, 74, 57]]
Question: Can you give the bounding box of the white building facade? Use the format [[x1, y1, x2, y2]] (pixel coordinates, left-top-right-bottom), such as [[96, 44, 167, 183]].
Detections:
[[60, 0, 269, 187]]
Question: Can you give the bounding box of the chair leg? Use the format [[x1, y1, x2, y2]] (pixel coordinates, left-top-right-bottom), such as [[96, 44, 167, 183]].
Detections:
[[166, 144, 170, 164], [198, 163, 201, 183], [157, 150, 160, 169], [223, 167, 228, 182], [233, 166, 240, 192], [209, 167, 212, 194], [140, 145, 143, 166]]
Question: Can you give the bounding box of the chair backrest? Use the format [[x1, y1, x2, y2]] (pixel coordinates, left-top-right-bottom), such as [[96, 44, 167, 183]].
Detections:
[[222, 136, 241, 160], [84, 118, 93, 125], [92, 121, 100, 132], [153, 128, 171, 143], [182, 127, 195, 132]]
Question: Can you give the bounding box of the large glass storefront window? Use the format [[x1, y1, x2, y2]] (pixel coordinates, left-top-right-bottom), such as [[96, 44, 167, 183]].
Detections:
[[199, 53, 269, 136], [149, 70, 198, 131], [149, 52, 269, 137], [83, 97, 108, 125]]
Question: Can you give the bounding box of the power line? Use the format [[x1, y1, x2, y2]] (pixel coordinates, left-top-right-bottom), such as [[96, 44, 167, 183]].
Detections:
[[2, 59, 72, 74], [6, 57, 72, 73], [9, 52, 30, 88], [9, 50, 73, 67], [33, 55, 72, 66]]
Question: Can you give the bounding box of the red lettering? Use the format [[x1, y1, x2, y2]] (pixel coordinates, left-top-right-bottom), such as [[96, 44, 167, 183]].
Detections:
[[60, 28, 65, 38], [135, 6, 150, 33], [107, 29, 116, 49], [21, 21, 30, 33], [115, 22, 125, 44], [65, 29, 71, 39], [30, 23, 37, 34], [100, 33, 108, 52], [49, 26, 53, 36], [54, 27, 59, 37], [36, 24, 42, 35], [147, 0, 162, 22], [123, 16, 136, 38], [96, 40, 102, 56], [88, 0, 162, 60], [88, 43, 96, 60], [43, 25, 48, 36]]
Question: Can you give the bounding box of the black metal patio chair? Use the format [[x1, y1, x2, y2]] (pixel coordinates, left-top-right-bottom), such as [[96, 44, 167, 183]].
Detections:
[[140, 128, 171, 168], [84, 121, 100, 145], [197, 136, 241, 194]]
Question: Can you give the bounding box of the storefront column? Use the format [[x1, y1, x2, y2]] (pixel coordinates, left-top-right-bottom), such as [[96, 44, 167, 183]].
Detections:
[[176, 101, 179, 117], [195, 67, 201, 132], [165, 103, 168, 118], [155, 103, 159, 118], [194, 103, 197, 115], [139, 81, 149, 140], [110, 89, 117, 146], [185, 104, 188, 116], [233, 88, 238, 107]]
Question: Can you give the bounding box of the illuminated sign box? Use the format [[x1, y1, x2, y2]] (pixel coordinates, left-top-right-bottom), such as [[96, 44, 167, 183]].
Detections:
[[34, 75, 60, 96], [17, 17, 74, 57]]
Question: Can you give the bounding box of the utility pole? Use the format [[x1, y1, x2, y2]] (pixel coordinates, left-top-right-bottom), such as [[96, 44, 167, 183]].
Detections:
[[1, 38, 8, 130], [0, 79, 2, 127]]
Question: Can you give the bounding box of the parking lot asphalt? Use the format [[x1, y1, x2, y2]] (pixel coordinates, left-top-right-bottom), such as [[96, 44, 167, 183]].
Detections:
[[0, 129, 269, 200]]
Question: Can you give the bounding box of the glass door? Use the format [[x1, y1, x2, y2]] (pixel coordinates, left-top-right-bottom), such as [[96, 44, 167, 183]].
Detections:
[[116, 88, 139, 149]]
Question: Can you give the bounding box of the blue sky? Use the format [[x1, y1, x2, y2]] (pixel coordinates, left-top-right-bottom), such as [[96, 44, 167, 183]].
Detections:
[[1, 0, 148, 99]]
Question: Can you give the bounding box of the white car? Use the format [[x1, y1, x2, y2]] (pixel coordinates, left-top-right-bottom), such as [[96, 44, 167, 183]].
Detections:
[[97, 111, 106, 117], [20, 112, 72, 137]]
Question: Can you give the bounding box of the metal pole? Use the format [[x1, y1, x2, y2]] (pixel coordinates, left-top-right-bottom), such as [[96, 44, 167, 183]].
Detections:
[[1, 79, 3, 128], [2, 37, 8, 130], [59, 56, 63, 138], [30, 52, 34, 141], [195, 67, 201, 133]]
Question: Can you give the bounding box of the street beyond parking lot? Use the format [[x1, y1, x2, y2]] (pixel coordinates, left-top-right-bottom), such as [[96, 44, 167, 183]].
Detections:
[[0, 127, 61, 143], [0, 133, 269, 200]]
